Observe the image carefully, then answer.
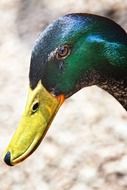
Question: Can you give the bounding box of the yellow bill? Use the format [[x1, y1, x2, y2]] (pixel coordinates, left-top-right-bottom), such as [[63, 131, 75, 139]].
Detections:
[[3, 81, 64, 166]]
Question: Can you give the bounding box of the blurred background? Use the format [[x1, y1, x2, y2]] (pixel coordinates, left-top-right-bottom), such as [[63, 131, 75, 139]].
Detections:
[[0, 0, 127, 189]]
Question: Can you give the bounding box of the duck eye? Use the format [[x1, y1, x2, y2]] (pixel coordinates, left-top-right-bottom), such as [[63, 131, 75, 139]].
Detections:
[[32, 102, 39, 113], [56, 45, 71, 60]]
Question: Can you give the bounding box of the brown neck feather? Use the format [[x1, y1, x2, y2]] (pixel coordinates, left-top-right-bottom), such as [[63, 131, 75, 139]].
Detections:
[[75, 70, 127, 110], [98, 76, 127, 110]]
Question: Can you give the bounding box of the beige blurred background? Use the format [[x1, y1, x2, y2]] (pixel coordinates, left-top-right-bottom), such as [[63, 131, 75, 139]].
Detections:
[[0, 0, 127, 189]]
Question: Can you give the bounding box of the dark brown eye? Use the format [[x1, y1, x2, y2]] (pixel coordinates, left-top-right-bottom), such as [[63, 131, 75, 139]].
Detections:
[[56, 45, 71, 60], [32, 102, 39, 113]]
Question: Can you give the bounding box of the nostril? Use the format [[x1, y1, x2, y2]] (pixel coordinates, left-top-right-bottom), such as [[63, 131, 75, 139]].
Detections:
[[4, 151, 13, 166]]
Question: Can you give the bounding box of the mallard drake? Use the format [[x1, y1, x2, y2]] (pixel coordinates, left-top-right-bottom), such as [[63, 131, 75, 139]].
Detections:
[[3, 13, 127, 166]]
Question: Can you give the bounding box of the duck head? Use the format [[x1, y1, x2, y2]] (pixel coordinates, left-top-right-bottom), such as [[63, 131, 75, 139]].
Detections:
[[3, 13, 127, 165]]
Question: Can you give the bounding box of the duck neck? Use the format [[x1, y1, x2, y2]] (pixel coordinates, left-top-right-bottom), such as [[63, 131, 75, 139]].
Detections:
[[98, 75, 127, 110], [75, 69, 127, 110], [96, 71, 127, 110]]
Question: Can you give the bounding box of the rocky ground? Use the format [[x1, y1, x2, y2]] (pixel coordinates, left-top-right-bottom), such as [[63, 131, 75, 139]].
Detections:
[[0, 0, 127, 189]]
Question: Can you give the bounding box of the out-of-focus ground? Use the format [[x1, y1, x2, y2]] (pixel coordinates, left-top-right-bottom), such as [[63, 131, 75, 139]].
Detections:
[[0, 0, 127, 189]]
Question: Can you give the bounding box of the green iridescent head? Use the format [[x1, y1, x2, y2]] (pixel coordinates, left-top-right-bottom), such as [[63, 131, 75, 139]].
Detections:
[[30, 13, 127, 97]]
